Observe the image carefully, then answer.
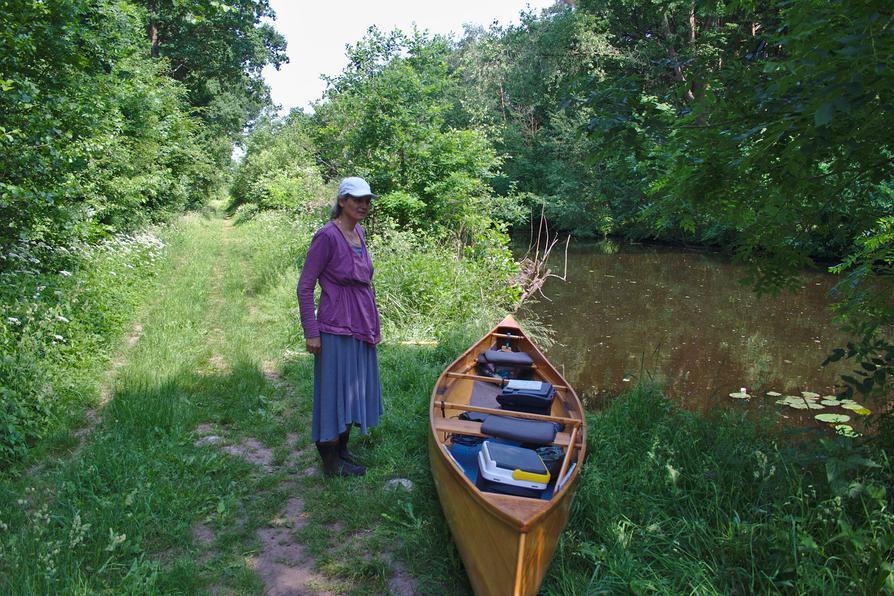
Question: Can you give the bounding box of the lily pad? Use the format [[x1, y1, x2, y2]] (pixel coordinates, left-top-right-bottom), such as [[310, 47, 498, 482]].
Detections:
[[801, 391, 820, 399], [807, 402, 825, 410], [729, 392, 750, 399], [776, 399, 809, 410], [766, 391, 782, 397], [820, 399, 842, 406], [815, 413, 851, 424], [841, 402, 866, 411], [834, 424, 860, 438], [853, 407, 872, 416]]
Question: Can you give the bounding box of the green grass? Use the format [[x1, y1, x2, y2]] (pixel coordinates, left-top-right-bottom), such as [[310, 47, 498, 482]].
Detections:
[[0, 229, 166, 466], [543, 386, 894, 595], [0, 208, 508, 593], [0, 214, 300, 593], [2, 208, 890, 594]]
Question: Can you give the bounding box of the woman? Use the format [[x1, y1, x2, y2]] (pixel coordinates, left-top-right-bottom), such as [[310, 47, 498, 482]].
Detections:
[[297, 176, 383, 477]]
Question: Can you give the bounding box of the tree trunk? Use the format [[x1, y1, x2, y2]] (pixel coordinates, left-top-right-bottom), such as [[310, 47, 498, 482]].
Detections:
[[147, 0, 159, 58]]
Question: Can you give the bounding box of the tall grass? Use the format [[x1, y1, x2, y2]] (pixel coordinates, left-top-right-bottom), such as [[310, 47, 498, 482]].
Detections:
[[543, 386, 894, 594], [0, 229, 166, 466]]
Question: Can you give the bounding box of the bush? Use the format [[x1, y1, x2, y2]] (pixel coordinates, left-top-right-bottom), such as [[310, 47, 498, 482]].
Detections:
[[371, 223, 520, 340], [0, 0, 215, 252], [230, 116, 328, 212]]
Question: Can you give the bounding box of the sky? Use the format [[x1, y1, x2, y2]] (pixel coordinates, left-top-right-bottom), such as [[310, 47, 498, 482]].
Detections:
[[262, 0, 556, 114]]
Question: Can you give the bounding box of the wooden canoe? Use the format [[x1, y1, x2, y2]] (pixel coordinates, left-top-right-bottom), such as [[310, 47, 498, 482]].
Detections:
[[428, 315, 587, 596]]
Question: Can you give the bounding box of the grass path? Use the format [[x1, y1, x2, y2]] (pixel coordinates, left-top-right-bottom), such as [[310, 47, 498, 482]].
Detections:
[[0, 212, 440, 594]]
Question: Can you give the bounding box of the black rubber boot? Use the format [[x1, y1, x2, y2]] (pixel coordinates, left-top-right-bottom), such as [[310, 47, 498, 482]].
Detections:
[[338, 427, 362, 466], [316, 441, 365, 477]]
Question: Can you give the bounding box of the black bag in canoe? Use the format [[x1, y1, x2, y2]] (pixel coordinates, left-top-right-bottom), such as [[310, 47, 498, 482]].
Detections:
[[496, 380, 556, 416]]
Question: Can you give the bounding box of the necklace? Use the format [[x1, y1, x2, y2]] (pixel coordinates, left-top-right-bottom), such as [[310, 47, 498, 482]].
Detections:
[[336, 218, 361, 246]]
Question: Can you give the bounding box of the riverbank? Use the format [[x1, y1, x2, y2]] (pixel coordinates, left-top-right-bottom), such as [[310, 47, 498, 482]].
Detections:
[[1, 209, 890, 593]]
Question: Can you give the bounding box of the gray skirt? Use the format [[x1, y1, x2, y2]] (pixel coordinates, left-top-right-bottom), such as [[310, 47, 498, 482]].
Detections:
[[312, 332, 383, 442]]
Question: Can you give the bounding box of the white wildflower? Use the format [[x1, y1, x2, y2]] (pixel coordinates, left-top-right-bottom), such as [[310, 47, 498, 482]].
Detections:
[[105, 528, 126, 552], [53, 335, 64, 341], [666, 463, 680, 486], [56, 315, 70, 323], [7, 317, 21, 325], [59, 270, 72, 277], [68, 512, 90, 549]]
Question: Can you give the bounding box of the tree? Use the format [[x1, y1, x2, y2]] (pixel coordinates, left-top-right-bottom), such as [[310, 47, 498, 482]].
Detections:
[[577, 0, 894, 407], [135, 0, 287, 161], [0, 0, 212, 251], [230, 113, 326, 211], [309, 27, 502, 237]]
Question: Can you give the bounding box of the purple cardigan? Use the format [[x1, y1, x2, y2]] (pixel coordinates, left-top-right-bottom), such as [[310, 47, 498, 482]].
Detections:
[[297, 221, 381, 345]]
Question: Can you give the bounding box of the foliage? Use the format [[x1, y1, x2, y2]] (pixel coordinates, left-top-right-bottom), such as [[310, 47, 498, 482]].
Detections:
[[309, 28, 505, 241], [1, 0, 287, 253], [370, 222, 520, 340], [0, 0, 215, 252], [453, 6, 652, 237], [230, 28, 526, 319], [230, 114, 328, 211], [0, 0, 288, 464], [134, 0, 287, 162], [466, 0, 894, 414]]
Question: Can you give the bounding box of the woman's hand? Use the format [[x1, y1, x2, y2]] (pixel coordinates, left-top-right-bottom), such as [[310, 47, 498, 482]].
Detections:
[[306, 336, 322, 355]]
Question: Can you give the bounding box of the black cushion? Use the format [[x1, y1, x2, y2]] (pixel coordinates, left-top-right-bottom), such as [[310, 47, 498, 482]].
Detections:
[[481, 349, 534, 366], [481, 415, 557, 445]]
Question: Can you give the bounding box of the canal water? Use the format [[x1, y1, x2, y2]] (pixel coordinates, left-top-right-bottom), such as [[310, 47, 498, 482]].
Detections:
[[518, 239, 861, 425]]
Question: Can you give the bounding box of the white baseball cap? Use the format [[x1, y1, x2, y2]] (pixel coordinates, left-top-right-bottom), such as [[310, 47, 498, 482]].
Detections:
[[337, 177, 378, 199]]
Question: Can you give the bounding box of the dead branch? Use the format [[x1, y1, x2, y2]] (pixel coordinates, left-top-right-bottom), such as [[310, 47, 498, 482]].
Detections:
[[514, 208, 571, 307]]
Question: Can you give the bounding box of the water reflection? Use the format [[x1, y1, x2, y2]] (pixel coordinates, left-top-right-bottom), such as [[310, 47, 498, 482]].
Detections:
[[519, 241, 854, 420]]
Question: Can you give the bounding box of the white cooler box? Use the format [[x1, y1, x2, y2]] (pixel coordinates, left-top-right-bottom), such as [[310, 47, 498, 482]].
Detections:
[[476, 440, 551, 498]]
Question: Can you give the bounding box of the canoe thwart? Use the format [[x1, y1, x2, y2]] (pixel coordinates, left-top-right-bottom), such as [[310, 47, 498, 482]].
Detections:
[[435, 401, 582, 427], [447, 372, 505, 385], [445, 371, 567, 391]]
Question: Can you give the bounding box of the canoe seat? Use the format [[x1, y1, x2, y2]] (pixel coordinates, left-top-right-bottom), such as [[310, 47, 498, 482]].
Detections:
[[480, 415, 557, 445], [434, 417, 573, 447]]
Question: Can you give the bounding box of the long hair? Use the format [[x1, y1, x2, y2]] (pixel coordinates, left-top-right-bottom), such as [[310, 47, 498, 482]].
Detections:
[[330, 194, 344, 220]]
